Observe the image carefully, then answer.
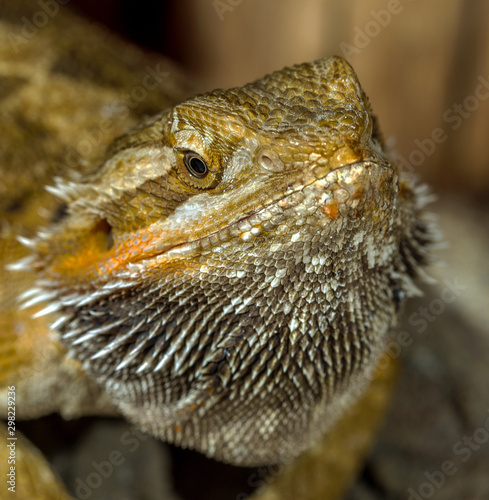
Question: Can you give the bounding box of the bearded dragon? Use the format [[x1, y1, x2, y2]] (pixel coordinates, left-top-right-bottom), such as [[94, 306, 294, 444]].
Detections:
[[0, 1, 435, 496]]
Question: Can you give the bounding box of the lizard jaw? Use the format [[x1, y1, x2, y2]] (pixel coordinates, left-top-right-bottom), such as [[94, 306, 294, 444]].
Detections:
[[20, 157, 394, 319]]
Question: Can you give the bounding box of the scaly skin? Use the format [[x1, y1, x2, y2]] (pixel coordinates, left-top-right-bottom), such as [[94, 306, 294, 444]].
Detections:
[[19, 56, 434, 466]]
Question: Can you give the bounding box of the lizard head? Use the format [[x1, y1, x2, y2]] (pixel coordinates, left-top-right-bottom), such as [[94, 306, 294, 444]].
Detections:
[[32, 56, 389, 293], [22, 56, 431, 465]]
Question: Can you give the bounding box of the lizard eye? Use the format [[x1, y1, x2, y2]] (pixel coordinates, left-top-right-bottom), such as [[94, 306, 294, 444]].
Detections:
[[184, 152, 208, 178]]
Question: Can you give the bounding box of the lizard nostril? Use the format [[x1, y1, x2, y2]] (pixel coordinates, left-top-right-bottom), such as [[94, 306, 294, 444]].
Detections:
[[259, 154, 273, 169], [256, 147, 285, 172]]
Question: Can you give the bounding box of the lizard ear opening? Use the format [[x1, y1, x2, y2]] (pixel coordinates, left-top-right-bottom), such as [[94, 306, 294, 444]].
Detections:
[[90, 218, 114, 252]]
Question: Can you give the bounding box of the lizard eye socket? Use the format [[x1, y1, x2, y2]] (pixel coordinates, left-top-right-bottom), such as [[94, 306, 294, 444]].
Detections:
[[184, 152, 208, 178]]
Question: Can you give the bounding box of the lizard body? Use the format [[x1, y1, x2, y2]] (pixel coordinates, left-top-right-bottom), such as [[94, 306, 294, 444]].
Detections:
[[20, 56, 433, 466]]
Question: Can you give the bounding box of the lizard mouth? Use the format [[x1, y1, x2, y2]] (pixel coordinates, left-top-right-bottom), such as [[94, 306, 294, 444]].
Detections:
[[33, 158, 391, 292], [114, 158, 390, 265]]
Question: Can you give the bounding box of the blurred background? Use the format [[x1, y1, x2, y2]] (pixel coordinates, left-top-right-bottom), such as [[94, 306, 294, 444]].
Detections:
[[5, 1, 489, 499]]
